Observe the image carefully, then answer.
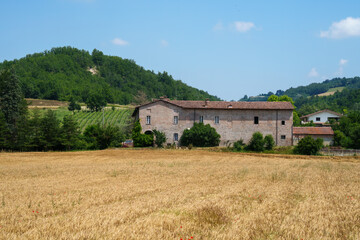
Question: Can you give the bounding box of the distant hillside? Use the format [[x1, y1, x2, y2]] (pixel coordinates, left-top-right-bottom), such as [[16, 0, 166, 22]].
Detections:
[[279, 77, 360, 99], [239, 76, 360, 115], [295, 88, 360, 115], [240, 76, 360, 101], [0, 47, 220, 104]]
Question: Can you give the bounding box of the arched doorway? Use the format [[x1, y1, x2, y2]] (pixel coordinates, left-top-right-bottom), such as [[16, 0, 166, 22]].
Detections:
[[144, 130, 153, 135]]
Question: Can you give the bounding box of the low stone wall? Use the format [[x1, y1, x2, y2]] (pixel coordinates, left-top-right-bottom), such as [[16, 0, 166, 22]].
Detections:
[[320, 148, 360, 156]]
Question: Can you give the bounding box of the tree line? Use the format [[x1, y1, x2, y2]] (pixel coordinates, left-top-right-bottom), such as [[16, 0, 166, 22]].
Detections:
[[0, 69, 128, 151]]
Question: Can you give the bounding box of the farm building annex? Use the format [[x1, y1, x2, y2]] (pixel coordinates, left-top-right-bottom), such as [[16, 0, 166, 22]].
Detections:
[[133, 98, 294, 146]]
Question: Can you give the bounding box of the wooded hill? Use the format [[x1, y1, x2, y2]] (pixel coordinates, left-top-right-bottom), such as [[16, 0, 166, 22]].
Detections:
[[0, 47, 220, 104], [240, 76, 360, 115]]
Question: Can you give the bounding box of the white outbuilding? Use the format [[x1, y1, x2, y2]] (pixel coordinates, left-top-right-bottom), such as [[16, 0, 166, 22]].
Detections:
[[300, 109, 342, 125]]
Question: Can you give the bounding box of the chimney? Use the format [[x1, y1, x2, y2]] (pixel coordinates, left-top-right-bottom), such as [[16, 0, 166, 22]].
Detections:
[[160, 96, 169, 101], [205, 98, 209, 107]]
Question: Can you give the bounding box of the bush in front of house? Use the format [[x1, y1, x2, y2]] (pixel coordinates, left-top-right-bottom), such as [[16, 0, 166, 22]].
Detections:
[[246, 132, 265, 152], [153, 129, 166, 148], [293, 136, 323, 155], [180, 122, 220, 147], [83, 124, 126, 150], [233, 139, 246, 152], [132, 120, 153, 147], [264, 134, 275, 150]]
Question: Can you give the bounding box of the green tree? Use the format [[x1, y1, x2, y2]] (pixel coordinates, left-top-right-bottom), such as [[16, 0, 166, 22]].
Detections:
[[92, 49, 104, 66], [333, 130, 346, 147], [331, 111, 360, 149], [349, 125, 360, 149], [278, 95, 295, 106], [40, 110, 60, 150], [293, 111, 301, 126], [294, 136, 323, 155], [86, 93, 107, 112], [0, 111, 9, 150], [0, 69, 28, 150], [68, 96, 81, 113], [131, 120, 153, 147], [0, 69, 23, 127], [267, 95, 279, 102], [26, 108, 43, 151], [247, 132, 265, 152], [267, 94, 300, 126], [180, 122, 220, 147], [83, 124, 125, 150], [60, 115, 82, 150], [153, 129, 166, 148], [264, 134, 275, 150]]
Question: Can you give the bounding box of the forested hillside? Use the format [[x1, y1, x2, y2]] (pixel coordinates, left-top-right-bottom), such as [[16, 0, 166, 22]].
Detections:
[[0, 47, 220, 104], [295, 88, 360, 115], [280, 77, 360, 99], [240, 76, 360, 101], [239, 76, 360, 115]]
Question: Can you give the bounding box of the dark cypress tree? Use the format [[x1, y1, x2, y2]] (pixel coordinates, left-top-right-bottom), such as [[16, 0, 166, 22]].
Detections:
[[60, 114, 81, 150], [0, 111, 9, 150], [0, 69, 28, 150], [40, 110, 60, 150], [26, 108, 43, 151]]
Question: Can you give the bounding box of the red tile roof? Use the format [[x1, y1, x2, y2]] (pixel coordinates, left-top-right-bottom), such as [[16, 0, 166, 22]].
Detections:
[[293, 127, 334, 135], [137, 98, 294, 110]]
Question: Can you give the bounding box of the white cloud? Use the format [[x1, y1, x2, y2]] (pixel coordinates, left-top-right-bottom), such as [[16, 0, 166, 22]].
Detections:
[[112, 38, 129, 46], [320, 17, 360, 39], [234, 21, 255, 32], [308, 68, 319, 77], [160, 40, 168, 47], [339, 59, 348, 65], [336, 59, 348, 76], [213, 22, 224, 31]]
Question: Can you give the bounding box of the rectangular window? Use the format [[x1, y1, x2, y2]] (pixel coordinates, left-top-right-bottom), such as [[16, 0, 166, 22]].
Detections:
[[316, 117, 321, 121], [215, 116, 219, 124], [146, 116, 151, 125], [281, 135, 286, 140], [282, 120, 285, 125], [199, 116, 204, 123], [174, 116, 178, 125], [174, 133, 178, 141], [254, 116, 259, 124]]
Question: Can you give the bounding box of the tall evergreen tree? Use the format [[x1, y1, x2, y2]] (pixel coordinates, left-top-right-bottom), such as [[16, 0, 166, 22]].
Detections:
[[0, 111, 9, 150], [26, 108, 43, 151], [40, 110, 60, 150], [60, 115, 81, 150], [0, 69, 28, 150]]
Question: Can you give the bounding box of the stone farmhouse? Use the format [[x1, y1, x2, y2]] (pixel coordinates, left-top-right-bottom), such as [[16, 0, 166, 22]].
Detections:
[[133, 98, 294, 146]]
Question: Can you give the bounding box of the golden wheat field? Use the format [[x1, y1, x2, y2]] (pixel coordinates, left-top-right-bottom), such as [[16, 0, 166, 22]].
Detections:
[[0, 149, 359, 240]]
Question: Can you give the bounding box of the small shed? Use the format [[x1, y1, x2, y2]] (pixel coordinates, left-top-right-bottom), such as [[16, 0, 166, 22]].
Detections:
[[293, 127, 334, 146]]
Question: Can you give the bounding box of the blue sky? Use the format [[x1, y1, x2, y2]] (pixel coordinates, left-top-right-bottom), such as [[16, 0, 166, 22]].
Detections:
[[1, 0, 360, 100]]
